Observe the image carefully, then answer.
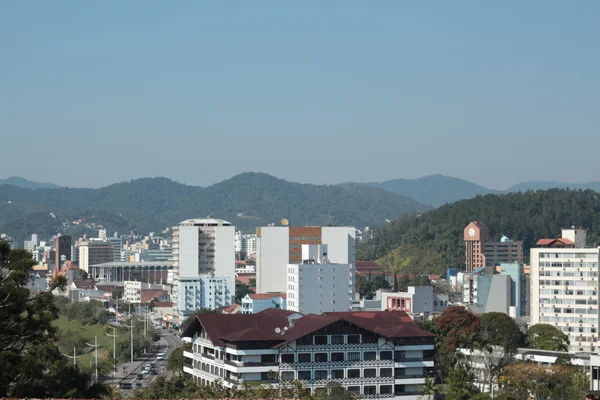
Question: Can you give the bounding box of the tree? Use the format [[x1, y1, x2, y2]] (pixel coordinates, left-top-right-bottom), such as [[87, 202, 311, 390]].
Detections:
[[527, 323, 569, 352], [167, 343, 192, 376], [419, 376, 438, 400], [248, 277, 256, 287], [235, 281, 253, 303], [434, 306, 480, 377], [77, 268, 89, 280], [446, 362, 478, 400], [480, 312, 523, 352]]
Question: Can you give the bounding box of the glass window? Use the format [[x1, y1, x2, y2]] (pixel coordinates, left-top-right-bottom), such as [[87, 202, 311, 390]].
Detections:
[[380, 368, 393, 377], [364, 351, 376, 361], [281, 371, 294, 381], [364, 386, 377, 395], [298, 370, 311, 380], [364, 368, 377, 378], [331, 335, 344, 344], [380, 351, 393, 360], [331, 352, 344, 362], [314, 335, 328, 345], [347, 352, 360, 361], [380, 385, 393, 395], [347, 334, 361, 344], [347, 386, 360, 393], [281, 353, 294, 363], [298, 353, 311, 363], [348, 369, 360, 378], [331, 369, 344, 379], [315, 353, 328, 362], [315, 370, 328, 380]]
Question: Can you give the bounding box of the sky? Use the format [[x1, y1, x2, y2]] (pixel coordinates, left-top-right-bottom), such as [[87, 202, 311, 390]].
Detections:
[[1, 1, 599, 189]]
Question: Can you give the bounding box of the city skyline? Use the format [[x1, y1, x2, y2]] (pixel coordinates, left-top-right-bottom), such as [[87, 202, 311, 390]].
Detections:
[[2, 1, 599, 189]]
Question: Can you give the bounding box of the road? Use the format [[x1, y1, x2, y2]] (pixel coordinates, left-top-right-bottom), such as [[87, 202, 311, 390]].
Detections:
[[111, 330, 184, 398]]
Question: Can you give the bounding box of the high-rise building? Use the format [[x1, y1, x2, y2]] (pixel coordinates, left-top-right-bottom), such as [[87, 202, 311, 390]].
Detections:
[[286, 244, 353, 314], [256, 226, 355, 294], [109, 237, 123, 262], [531, 228, 599, 353], [171, 219, 235, 319], [464, 221, 523, 272], [78, 241, 114, 272], [55, 235, 72, 269], [98, 229, 107, 240]]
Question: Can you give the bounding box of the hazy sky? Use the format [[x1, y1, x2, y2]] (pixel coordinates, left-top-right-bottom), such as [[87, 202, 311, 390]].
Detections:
[[1, 1, 599, 189]]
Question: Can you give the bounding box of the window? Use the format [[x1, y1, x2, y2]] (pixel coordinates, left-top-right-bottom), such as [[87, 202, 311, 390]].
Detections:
[[380, 385, 393, 395], [395, 368, 405, 377], [298, 353, 311, 363], [279, 370, 294, 381], [347, 386, 360, 393], [363, 368, 377, 378], [331, 352, 344, 362], [380, 351, 393, 360], [315, 353, 328, 362], [331, 369, 344, 379], [364, 351, 376, 361], [314, 335, 328, 345], [347, 334, 361, 344], [348, 369, 360, 378], [315, 370, 328, 380], [298, 370, 311, 380], [394, 351, 405, 361], [281, 353, 294, 363], [380, 368, 393, 377], [364, 386, 377, 395], [347, 352, 360, 361], [331, 335, 344, 344]]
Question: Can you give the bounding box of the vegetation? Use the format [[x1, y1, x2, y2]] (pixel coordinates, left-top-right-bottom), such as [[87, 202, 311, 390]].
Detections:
[[167, 343, 193, 376], [359, 189, 600, 273], [499, 362, 588, 399], [526, 323, 570, 352], [0, 173, 429, 245]]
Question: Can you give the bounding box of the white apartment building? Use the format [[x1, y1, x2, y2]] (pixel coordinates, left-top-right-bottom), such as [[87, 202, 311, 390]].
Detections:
[[125, 280, 142, 303], [286, 244, 353, 314], [256, 226, 355, 294], [531, 228, 600, 353], [172, 219, 236, 320], [177, 275, 234, 313], [78, 240, 114, 272], [235, 232, 257, 258], [182, 309, 435, 400]]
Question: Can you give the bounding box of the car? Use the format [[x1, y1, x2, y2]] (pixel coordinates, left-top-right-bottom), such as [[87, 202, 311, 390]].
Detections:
[[157, 354, 164, 361], [143, 365, 151, 371], [141, 369, 150, 375], [120, 382, 132, 390], [150, 361, 156, 367], [150, 369, 158, 375], [136, 373, 144, 379]]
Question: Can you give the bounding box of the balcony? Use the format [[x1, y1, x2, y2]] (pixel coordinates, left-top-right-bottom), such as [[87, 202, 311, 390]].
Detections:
[[225, 360, 278, 367]]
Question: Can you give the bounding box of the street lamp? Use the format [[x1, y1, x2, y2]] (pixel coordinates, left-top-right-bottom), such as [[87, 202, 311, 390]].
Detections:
[[106, 327, 118, 377], [63, 347, 80, 367], [86, 336, 99, 383]]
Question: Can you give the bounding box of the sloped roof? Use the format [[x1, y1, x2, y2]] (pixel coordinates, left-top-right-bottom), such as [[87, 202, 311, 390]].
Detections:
[[218, 303, 242, 314], [154, 301, 173, 307], [356, 261, 383, 271], [141, 289, 168, 303], [536, 238, 575, 246], [236, 274, 256, 286], [249, 292, 287, 300]]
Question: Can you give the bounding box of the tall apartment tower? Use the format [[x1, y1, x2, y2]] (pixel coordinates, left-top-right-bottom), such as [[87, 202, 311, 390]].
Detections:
[[78, 241, 114, 272], [464, 221, 523, 272], [256, 226, 355, 294], [55, 235, 72, 269], [171, 219, 235, 319], [531, 228, 598, 353]]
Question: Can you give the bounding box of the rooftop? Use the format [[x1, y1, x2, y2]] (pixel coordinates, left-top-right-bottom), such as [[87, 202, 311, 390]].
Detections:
[[248, 292, 287, 300], [89, 261, 173, 268], [179, 218, 232, 226]]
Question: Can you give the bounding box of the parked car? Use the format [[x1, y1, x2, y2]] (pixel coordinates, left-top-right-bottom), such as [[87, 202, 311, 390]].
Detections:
[[150, 369, 158, 375], [136, 373, 144, 379], [120, 382, 132, 390]]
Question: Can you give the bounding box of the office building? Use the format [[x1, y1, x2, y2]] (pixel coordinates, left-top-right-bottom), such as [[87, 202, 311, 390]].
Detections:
[[464, 222, 523, 272], [109, 237, 123, 262], [235, 232, 257, 259], [381, 286, 449, 318], [55, 235, 72, 269], [531, 228, 599, 353], [182, 309, 435, 399], [78, 241, 114, 272], [256, 226, 355, 294], [241, 293, 287, 314], [286, 244, 353, 314], [171, 219, 235, 319], [89, 261, 172, 283], [498, 262, 529, 317]]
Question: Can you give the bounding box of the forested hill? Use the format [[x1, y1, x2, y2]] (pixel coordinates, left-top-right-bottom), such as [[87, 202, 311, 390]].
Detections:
[[0, 172, 430, 245], [357, 189, 600, 274]]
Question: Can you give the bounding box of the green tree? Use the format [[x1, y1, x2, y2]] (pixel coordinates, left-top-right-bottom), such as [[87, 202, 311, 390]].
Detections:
[[77, 268, 89, 280], [527, 323, 570, 352], [480, 312, 523, 352], [446, 363, 478, 400], [235, 281, 253, 303], [167, 343, 192, 376]]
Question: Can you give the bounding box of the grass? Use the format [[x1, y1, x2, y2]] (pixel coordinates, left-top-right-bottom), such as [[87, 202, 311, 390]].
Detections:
[[53, 316, 115, 367]]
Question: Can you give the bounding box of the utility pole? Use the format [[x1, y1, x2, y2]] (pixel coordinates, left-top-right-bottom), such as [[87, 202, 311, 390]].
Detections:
[[86, 336, 99, 383], [106, 327, 118, 377], [129, 302, 133, 362], [63, 347, 80, 367]]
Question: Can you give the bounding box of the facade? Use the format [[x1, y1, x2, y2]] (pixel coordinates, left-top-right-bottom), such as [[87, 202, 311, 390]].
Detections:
[[89, 261, 172, 283], [464, 222, 523, 272], [125, 280, 142, 303], [235, 232, 257, 258], [498, 262, 529, 317], [55, 235, 72, 269], [172, 219, 236, 319], [182, 309, 435, 399], [531, 228, 600, 353], [177, 275, 234, 315], [286, 245, 353, 314], [256, 226, 355, 294], [78, 241, 114, 272], [381, 287, 449, 318], [108, 237, 123, 262], [242, 293, 287, 314]]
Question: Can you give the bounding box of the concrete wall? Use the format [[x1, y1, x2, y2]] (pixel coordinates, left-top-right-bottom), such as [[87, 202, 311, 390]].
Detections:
[[179, 225, 199, 278], [214, 226, 235, 296], [256, 227, 289, 293]]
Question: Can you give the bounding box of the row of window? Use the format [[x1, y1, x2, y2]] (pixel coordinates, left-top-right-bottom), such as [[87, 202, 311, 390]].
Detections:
[[282, 367, 411, 381], [539, 316, 597, 324], [540, 271, 599, 277], [281, 350, 430, 364], [310, 334, 362, 345], [539, 290, 598, 298], [540, 298, 598, 305], [540, 307, 597, 315], [560, 326, 597, 334], [539, 253, 598, 259]]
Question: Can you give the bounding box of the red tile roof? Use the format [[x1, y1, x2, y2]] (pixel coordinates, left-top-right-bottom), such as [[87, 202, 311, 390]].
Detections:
[[429, 274, 442, 280], [218, 303, 242, 314], [536, 238, 575, 246], [190, 309, 433, 348], [236, 274, 256, 286], [249, 292, 287, 300], [356, 261, 383, 271], [141, 289, 168, 303], [154, 301, 173, 308]]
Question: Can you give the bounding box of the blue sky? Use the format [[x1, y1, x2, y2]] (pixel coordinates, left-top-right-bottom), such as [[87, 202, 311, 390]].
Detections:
[[1, 1, 599, 189]]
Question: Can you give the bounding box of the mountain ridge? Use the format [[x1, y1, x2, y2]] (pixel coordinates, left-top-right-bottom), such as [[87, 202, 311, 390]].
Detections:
[[0, 176, 61, 189]]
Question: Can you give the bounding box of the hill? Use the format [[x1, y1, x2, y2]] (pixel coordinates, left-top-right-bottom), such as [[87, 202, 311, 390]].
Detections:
[[359, 174, 496, 207], [357, 189, 600, 274], [507, 180, 600, 193], [0, 172, 430, 245], [0, 176, 61, 189]]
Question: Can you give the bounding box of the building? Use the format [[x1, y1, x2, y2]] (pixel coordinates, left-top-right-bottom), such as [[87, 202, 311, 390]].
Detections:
[[182, 309, 435, 399], [176, 275, 234, 314], [24, 234, 39, 255], [256, 226, 355, 294], [286, 244, 353, 314], [55, 235, 72, 269], [109, 237, 123, 262], [380, 287, 449, 318], [498, 262, 529, 317], [531, 228, 599, 353], [78, 241, 114, 272], [235, 232, 257, 259], [171, 219, 236, 319], [464, 222, 523, 272], [89, 261, 172, 283], [124, 280, 142, 303], [242, 293, 287, 314]]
